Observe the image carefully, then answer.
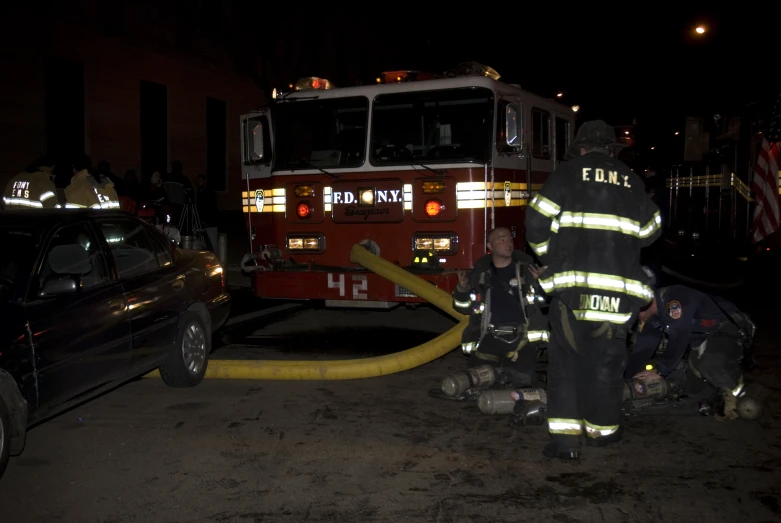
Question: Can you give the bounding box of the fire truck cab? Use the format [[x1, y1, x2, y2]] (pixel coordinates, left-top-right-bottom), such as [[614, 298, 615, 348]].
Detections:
[[240, 63, 576, 307]]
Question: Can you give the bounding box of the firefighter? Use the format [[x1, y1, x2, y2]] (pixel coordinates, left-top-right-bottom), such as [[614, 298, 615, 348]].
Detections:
[[2, 155, 58, 209], [64, 154, 120, 209], [626, 284, 755, 420], [435, 226, 549, 398], [525, 119, 662, 461]]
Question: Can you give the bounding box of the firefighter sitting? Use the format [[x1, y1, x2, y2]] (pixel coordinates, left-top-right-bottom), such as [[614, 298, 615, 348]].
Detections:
[[64, 154, 120, 210], [429, 227, 549, 401], [626, 284, 756, 420], [2, 155, 58, 210]]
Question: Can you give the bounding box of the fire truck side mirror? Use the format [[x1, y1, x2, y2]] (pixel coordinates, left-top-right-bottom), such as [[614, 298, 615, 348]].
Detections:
[[245, 118, 265, 163], [505, 102, 522, 149]]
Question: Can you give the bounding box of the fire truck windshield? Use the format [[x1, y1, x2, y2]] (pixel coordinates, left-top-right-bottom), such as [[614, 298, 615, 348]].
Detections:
[[370, 87, 494, 166], [273, 96, 368, 171]]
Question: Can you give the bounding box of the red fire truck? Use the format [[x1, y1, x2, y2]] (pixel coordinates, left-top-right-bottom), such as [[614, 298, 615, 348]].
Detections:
[[240, 63, 576, 307]]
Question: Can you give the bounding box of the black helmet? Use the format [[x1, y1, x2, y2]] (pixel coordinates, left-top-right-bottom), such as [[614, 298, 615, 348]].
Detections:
[[564, 120, 626, 160]]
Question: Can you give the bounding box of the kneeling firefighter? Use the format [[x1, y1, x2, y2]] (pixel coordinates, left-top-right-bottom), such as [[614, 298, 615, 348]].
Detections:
[[431, 227, 549, 412], [626, 283, 759, 420]]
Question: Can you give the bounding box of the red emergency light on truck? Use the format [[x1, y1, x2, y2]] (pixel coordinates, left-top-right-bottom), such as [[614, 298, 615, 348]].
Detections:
[[240, 62, 576, 308]]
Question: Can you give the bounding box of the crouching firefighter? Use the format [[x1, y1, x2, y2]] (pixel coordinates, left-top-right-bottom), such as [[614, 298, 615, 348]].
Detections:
[[626, 284, 758, 421], [430, 227, 549, 402]]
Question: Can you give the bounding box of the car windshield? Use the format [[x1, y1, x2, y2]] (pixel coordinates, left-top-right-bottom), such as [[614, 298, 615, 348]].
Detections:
[[370, 87, 494, 165], [272, 96, 369, 171], [0, 225, 41, 297]]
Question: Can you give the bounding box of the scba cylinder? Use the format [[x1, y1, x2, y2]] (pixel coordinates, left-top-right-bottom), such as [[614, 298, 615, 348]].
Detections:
[[478, 388, 548, 415], [623, 375, 669, 402], [440, 365, 497, 398]]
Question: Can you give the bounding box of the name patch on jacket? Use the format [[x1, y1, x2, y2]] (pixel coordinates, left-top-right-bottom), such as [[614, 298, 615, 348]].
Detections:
[[579, 294, 621, 313], [581, 168, 631, 189]]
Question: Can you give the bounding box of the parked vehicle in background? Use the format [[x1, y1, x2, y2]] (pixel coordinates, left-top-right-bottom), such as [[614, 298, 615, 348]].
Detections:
[[0, 210, 230, 479]]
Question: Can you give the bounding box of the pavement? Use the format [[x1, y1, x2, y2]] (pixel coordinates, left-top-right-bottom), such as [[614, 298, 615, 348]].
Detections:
[[0, 289, 779, 522]]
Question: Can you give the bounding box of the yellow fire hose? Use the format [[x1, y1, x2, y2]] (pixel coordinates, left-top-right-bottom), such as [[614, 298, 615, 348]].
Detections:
[[144, 244, 468, 380]]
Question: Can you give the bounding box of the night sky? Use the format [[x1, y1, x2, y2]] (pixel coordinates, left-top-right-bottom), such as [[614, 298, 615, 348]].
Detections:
[[250, 7, 777, 164]]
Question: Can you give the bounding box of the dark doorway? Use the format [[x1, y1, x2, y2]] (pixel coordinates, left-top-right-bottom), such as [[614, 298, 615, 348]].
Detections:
[[44, 56, 85, 187], [140, 80, 168, 184], [206, 97, 227, 191]]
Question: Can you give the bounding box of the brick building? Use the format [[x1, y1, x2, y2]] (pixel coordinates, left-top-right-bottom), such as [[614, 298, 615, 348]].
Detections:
[[0, 2, 267, 211]]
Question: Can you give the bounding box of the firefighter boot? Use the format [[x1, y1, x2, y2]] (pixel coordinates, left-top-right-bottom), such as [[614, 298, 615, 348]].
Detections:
[[543, 442, 581, 461], [585, 427, 623, 448]]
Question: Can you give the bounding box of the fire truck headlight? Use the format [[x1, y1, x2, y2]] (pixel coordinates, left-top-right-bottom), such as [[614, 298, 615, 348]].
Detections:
[[286, 234, 325, 253], [359, 188, 375, 206], [413, 233, 458, 255]]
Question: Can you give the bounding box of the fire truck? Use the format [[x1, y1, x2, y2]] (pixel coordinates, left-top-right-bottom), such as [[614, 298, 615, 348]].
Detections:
[[239, 63, 576, 307]]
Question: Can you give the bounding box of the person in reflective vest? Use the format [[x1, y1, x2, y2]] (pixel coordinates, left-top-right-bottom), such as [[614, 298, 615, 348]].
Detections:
[[64, 154, 120, 209], [438, 227, 549, 397], [525, 120, 662, 461], [2, 155, 58, 209], [626, 284, 755, 420]]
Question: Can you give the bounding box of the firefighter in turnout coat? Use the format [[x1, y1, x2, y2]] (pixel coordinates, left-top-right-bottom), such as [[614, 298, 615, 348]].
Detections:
[[448, 227, 549, 392], [526, 120, 662, 460]]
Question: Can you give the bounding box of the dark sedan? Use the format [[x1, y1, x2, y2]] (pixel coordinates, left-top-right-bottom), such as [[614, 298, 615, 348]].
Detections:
[[0, 210, 230, 478]]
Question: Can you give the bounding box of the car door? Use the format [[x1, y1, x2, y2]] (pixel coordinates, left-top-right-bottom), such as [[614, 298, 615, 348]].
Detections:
[[96, 217, 188, 369], [25, 220, 131, 411]]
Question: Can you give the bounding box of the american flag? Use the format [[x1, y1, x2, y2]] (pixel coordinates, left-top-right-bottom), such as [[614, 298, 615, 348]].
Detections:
[[750, 92, 781, 243]]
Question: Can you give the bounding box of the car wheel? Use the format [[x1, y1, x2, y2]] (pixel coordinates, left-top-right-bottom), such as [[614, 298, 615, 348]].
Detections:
[[0, 397, 11, 480], [159, 312, 210, 388]]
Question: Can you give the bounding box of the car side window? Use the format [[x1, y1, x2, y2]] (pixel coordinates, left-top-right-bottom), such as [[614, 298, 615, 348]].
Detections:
[[37, 222, 109, 293], [145, 224, 174, 267], [98, 218, 161, 279]]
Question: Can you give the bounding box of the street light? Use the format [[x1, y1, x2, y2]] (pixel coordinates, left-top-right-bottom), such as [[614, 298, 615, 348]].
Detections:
[[651, 146, 655, 150], [695, 26, 706, 34], [571, 105, 580, 113], [674, 131, 680, 135], [556, 92, 563, 98]]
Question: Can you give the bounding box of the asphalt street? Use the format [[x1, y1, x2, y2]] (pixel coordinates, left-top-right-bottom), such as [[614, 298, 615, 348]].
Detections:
[[0, 284, 779, 522]]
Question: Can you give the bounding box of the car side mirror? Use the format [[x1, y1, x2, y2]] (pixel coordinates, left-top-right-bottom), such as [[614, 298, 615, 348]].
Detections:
[[40, 275, 80, 297]]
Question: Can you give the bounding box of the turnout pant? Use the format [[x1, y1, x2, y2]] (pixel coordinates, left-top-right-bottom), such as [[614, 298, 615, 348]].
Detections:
[[547, 298, 629, 449], [469, 335, 539, 388]]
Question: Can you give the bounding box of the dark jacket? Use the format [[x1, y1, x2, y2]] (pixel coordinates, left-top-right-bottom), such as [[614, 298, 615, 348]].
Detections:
[[625, 285, 753, 378], [526, 152, 662, 324], [452, 250, 548, 357]]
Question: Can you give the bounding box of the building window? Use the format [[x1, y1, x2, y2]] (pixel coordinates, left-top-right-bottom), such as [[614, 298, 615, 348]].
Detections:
[[45, 56, 85, 179], [532, 109, 551, 159], [140, 80, 168, 182], [555, 117, 570, 162], [206, 97, 227, 192]]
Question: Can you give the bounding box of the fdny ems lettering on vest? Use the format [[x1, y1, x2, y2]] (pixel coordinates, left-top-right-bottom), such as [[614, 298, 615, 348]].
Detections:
[[581, 168, 631, 189], [579, 294, 621, 313], [332, 190, 401, 204], [12, 181, 30, 199]]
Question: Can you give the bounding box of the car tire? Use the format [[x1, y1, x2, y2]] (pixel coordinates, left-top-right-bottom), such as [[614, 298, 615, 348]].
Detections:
[[0, 397, 11, 480], [159, 311, 210, 388]]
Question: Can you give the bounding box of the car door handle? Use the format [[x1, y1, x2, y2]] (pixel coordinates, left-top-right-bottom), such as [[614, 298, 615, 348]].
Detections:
[[108, 298, 125, 311], [172, 278, 185, 291]]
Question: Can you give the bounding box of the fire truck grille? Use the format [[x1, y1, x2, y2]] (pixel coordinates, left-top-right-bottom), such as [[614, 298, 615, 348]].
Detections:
[[395, 285, 417, 298]]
